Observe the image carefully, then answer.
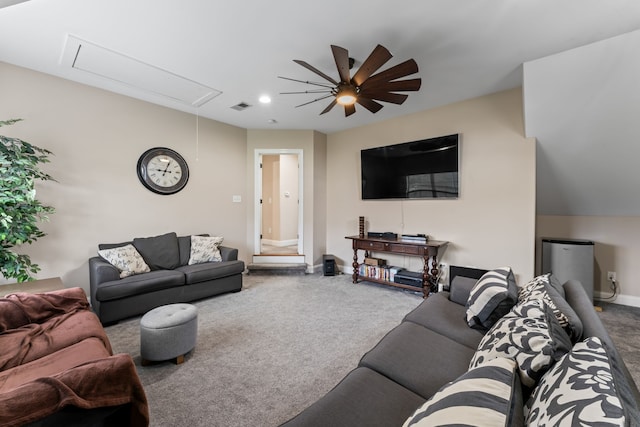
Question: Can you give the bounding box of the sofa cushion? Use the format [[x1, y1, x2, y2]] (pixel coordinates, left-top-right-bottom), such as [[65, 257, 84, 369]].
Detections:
[[525, 337, 631, 426], [359, 321, 476, 399], [97, 244, 150, 278], [280, 366, 426, 427], [188, 235, 224, 265], [176, 260, 246, 285], [519, 273, 583, 343], [449, 275, 478, 306], [465, 267, 518, 331], [132, 232, 181, 270], [470, 299, 572, 389], [403, 293, 485, 350], [178, 234, 209, 266], [403, 357, 523, 427], [94, 269, 185, 302], [97, 241, 131, 250]]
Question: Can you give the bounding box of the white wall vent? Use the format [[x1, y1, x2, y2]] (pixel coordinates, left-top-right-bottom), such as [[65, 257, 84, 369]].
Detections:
[[231, 102, 251, 111], [60, 34, 222, 107]]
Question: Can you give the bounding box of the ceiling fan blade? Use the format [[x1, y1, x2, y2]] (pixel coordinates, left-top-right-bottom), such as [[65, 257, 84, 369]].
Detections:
[[379, 78, 422, 92], [345, 104, 356, 117], [320, 99, 338, 115], [293, 60, 339, 85], [358, 91, 409, 104], [331, 45, 351, 83], [356, 97, 384, 114], [362, 78, 422, 94], [351, 44, 393, 87], [362, 59, 419, 87], [295, 94, 335, 108], [278, 75, 335, 89]]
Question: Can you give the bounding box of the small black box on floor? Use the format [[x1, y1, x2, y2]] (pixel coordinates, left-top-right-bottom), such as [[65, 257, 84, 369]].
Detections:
[[323, 254, 337, 276]]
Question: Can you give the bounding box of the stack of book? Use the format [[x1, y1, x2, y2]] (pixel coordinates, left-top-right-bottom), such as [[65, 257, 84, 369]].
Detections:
[[359, 264, 404, 282], [400, 234, 428, 243]]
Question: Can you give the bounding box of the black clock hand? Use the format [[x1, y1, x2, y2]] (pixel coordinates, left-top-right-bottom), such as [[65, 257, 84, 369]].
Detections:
[[162, 160, 171, 176]]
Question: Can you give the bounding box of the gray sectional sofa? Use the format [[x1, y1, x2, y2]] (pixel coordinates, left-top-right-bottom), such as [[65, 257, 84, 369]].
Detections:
[[281, 268, 640, 426], [89, 232, 244, 324]]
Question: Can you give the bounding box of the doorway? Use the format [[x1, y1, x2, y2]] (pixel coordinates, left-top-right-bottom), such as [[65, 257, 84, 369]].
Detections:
[[254, 149, 304, 261]]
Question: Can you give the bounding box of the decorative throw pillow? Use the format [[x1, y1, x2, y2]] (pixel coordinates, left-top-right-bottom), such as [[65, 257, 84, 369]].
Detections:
[[188, 235, 224, 265], [469, 299, 572, 389], [403, 357, 524, 427], [525, 337, 627, 426], [98, 244, 151, 278], [465, 267, 518, 330], [519, 274, 583, 343], [132, 232, 180, 270]]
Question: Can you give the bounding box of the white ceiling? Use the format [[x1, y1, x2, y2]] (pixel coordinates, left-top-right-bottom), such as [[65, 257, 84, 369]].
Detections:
[[2, 0, 640, 134]]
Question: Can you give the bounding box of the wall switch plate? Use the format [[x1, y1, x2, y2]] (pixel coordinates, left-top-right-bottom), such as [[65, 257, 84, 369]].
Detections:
[[232, 195, 241, 203]]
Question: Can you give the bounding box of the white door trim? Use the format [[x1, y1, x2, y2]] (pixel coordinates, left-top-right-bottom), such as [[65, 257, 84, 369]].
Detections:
[[254, 149, 304, 258]]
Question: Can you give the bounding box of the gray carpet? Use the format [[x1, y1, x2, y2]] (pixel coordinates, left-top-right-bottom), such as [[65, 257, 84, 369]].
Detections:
[[104, 273, 423, 427], [104, 274, 640, 427]]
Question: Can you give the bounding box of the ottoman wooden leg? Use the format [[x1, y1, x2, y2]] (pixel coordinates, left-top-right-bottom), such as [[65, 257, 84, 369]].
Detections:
[[175, 354, 185, 365]]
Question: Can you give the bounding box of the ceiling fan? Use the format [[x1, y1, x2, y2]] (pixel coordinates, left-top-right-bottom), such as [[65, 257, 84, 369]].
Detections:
[[279, 44, 422, 117]]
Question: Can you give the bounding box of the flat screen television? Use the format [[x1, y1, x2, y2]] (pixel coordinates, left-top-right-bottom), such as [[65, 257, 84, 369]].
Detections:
[[361, 134, 459, 200]]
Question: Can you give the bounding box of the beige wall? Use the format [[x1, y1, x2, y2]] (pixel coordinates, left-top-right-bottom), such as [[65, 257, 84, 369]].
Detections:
[[326, 88, 537, 284], [0, 62, 248, 291], [537, 215, 640, 305]]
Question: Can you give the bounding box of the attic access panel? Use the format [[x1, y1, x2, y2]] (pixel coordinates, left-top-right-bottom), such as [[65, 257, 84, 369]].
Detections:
[[61, 35, 221, 107]]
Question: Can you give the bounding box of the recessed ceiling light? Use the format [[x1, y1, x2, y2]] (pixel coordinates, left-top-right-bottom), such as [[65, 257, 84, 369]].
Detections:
[[259, 95, 271, 104]]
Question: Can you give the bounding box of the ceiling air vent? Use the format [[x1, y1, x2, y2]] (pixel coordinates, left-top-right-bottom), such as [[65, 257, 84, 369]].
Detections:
[[230, 102, 251, 111]]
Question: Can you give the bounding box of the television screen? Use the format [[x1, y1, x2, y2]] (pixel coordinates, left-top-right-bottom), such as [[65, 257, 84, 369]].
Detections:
[[361, 134, 459, 200]]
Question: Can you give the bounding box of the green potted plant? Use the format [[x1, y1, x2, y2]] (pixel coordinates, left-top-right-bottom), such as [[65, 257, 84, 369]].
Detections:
[[0, 119, 55, 282]]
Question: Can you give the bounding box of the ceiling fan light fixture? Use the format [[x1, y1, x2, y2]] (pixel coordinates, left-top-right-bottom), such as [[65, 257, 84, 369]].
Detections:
[[336, 85, 357, 106]]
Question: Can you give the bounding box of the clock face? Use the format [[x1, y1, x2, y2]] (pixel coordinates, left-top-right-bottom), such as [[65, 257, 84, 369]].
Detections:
[[137, 147, 189, 195]]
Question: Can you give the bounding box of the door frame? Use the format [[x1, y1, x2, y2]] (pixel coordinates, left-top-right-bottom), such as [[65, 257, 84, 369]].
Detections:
[[254, 148, 304, 256]]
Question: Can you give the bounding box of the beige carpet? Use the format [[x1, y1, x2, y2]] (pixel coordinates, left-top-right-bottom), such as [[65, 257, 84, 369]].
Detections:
[[104, 273, 640, 426], [104, 273, 423, 426]]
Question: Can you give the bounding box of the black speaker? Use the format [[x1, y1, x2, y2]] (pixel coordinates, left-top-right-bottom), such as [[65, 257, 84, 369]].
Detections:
[[323, 254, 336, 276]]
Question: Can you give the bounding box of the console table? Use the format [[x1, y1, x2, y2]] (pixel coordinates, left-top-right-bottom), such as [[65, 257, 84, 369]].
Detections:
[[345, 236, 448, 298]]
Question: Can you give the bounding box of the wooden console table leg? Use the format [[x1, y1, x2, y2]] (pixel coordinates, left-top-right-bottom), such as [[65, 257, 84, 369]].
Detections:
[[352, 248, 359, 283], [421, 256, 430, 298], [430, 255, 440, 293]]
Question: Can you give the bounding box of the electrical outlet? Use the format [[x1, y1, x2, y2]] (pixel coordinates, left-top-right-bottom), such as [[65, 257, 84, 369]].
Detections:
[[607, 271, 617, 281]]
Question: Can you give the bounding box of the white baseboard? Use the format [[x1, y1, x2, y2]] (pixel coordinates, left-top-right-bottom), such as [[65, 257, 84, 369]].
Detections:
[[594, 291, 640, 308]]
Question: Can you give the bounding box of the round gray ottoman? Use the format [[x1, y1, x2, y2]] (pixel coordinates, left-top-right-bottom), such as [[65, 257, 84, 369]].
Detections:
[[140, 303, 198, 365]]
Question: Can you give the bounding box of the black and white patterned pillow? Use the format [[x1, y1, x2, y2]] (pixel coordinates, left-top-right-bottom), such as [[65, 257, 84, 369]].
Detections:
[[469, 299, 572, 389], [403, 357, 524, 427], [525, 337, 626, 426], [465, 267, 518, 330], [519, 274, 583, 342]]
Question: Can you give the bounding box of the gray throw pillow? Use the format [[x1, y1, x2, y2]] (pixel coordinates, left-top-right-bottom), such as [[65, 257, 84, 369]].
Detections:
[[403, 357, 524, 427], [465, 267, 518, 330], [469, 299, 572, 389], [132, 232, 180, 270], [525, 337, 631, 426], [519, 274, 583, 343]]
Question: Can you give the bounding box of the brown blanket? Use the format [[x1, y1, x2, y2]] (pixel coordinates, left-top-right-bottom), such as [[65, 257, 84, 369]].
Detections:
[[0, 288, 112, 370], [0, 353, 149, 426]]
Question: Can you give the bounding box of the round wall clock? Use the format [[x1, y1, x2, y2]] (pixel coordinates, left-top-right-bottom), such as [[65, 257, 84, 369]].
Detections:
[[137, 147, 189, 195]]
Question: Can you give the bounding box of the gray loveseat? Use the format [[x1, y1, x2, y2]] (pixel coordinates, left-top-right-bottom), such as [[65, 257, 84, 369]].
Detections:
[[282, 268, 640, 426], [89, 232, 244, 324]]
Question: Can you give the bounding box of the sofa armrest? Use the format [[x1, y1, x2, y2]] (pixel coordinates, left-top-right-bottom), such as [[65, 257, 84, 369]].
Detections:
[[219, 246, 238, 262], [89, 257, 120, 303]]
